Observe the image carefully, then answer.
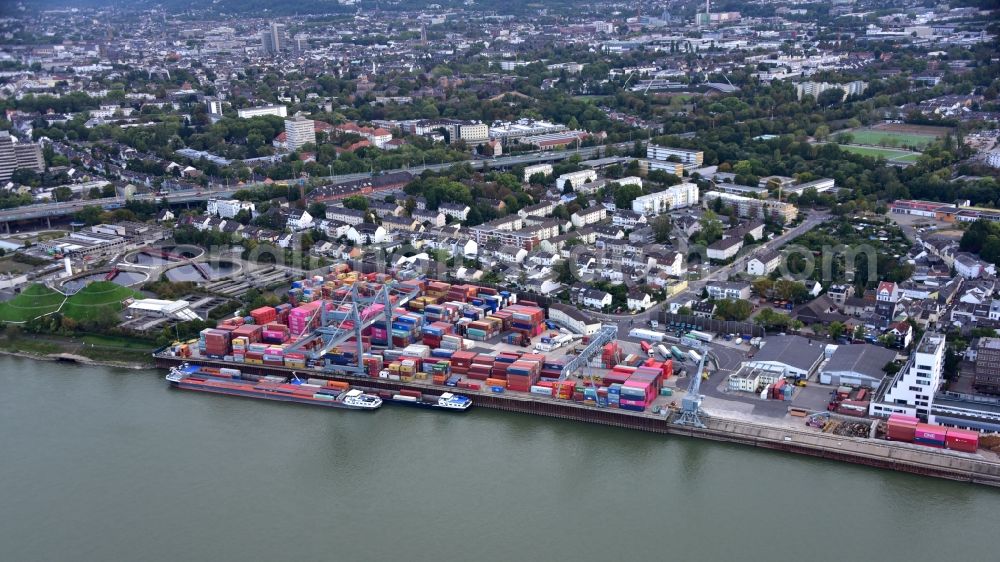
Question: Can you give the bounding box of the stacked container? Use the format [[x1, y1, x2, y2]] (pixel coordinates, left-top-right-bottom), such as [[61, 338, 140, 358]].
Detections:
[[250, 306, 277, 325], [602, 342, 622, 368], [914, 423, 947, 447], [506, 359, 541, 392], [619, 366, 662, 411], [262, 323, 290, 344], [449, 351, 476, 377], [506, 304, 545, 337], [468, 354, 495, 381], [200, 328, 231, 358], [288, 301, 324, 336]]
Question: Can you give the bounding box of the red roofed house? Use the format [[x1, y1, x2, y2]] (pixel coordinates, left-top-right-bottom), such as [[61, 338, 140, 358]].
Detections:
[[888, 321, 913, 348], [876, 281, 899, 303]]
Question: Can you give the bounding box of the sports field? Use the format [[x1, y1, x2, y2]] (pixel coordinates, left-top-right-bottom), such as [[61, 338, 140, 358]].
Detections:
[[847, 130, 934, 149], [837, 144, 921, 162]]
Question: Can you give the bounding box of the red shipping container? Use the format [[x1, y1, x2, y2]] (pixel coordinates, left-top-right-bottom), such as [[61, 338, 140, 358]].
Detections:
[[945, 428, 979, 453]]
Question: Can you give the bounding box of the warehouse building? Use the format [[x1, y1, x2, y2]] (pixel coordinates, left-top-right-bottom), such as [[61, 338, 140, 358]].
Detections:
[[745, 335, 824, 379], [819, 344, 897, 386]]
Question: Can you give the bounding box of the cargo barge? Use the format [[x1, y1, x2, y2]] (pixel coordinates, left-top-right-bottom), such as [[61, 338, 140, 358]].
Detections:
[[155, 354, 1000, 487], [383, 390, 471, 411], [166, 364, 383, 410]]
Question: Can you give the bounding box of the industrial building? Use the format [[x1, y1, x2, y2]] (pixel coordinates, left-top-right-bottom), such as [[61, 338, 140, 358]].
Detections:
[[744, 335, 824, 379], [819, 344, 897, 386]]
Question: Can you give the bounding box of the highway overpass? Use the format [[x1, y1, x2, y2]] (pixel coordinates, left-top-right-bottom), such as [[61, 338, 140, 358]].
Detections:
[[0, 144, 626, 228]]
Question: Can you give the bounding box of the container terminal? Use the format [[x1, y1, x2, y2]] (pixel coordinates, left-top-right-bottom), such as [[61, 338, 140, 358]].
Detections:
[[156, 265, 1000, 486]]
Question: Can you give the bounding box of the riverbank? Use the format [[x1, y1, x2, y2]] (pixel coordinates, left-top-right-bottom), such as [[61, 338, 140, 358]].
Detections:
[[0, 334, 154, 370], [158, 354, 1000, 487]]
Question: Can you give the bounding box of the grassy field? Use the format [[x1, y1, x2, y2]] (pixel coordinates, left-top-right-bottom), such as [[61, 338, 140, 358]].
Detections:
[[0, 284, 66, 322], [0, 281, 142, 324], [847, 129, 937, 149], [81, 334, 156, 350], [837, 144, 921, 162], [60, 281, 142, 321]]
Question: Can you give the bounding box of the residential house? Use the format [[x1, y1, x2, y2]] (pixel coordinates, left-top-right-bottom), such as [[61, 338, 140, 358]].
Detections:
[[627, 288, 653, 312], [707, 236, 743, 261], [706, 281, 752, 300], [347, 223, 387, 245], [571, 205, 608, 228], [746, 249, 781, 276], [326, 207, 367, 225]]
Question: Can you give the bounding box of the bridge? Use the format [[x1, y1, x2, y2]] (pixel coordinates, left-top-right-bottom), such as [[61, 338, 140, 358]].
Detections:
[[0, 143, 628, 229]]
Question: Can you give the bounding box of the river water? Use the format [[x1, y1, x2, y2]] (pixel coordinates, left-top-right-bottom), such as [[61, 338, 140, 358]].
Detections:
[[2, 355, 997, 562]]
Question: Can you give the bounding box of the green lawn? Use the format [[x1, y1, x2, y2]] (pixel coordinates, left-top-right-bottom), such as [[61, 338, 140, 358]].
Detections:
[[61, 281, 142, 321], [0, 284, 66, 322], [837, 144, 920, 161], [848, 129, 938, 149], [81, 334, 156, 350]]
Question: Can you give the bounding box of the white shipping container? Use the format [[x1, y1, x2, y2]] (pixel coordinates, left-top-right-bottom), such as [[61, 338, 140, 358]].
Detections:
[[629, 328, 665, 342]]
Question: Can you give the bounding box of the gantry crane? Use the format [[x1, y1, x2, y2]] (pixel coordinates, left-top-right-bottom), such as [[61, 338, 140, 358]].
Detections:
[[283, 281, 421, 374]]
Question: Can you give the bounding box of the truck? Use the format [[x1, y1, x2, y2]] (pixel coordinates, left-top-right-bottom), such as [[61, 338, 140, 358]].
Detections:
[[640, 341, 653, 355], [688, 350, 703, 364], [687, 330, 714, 343], [670, 346, 686, 361], [629, 328, 665, 342], [657, 344, 669, 358]]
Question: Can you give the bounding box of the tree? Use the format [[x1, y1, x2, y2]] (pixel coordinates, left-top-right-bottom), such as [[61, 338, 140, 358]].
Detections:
[[553, 259, 575, 284], [562, 179, 574, 194], [829, 321, 846, 340], [307, 202, 328, 219], [853, 325, 865, 341], [343, 195, 369, 211], [613, 183, 643, 210], [52, 186, 73, 202], [651, 215, 672, 244], [752, 277, 774, 297]]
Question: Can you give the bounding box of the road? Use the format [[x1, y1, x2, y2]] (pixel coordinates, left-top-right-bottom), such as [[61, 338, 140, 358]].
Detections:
[[0, 143, 632, 225]]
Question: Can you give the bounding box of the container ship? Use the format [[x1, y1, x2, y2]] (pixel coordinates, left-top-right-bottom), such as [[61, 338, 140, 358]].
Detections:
[[166, 364, 382, 410], [382, 389, 472, 411]]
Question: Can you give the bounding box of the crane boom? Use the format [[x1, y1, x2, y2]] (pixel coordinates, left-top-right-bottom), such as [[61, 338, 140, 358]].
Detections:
[[674, 345, 709, 428]]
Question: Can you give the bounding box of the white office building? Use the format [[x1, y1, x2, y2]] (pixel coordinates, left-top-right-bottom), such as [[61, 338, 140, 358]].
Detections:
[[869, 332, 946, 421], [646, 145, 704, 165], [632, 182, 699, 215], [207, 199, 255, 219], [284, 116, 316, 150], [522, 163, 553, 182], [237, 105, 288, 119], [556, 170, 598, 191]]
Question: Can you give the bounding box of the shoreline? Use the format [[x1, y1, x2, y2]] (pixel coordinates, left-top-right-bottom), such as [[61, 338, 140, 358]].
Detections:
[[0, 348, 153, 370], [156, 354, 1000, 487]]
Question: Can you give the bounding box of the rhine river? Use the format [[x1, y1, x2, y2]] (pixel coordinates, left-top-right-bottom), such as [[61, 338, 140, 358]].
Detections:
[[2, 355, 998, 562]]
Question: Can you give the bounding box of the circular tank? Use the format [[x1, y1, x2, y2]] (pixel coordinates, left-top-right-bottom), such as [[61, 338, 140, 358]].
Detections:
[[61, 270, 149, 293], [124, 245, 204, 266], [164, 260, 240, 282]]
